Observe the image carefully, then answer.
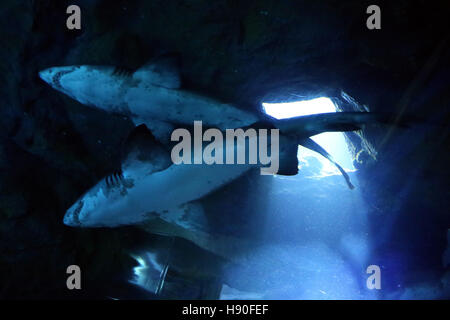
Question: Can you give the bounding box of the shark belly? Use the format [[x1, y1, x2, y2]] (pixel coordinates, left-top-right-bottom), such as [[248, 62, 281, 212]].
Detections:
[[133, 162, 253, 208]]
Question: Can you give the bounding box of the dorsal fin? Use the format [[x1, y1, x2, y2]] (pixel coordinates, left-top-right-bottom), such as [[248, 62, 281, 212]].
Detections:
[[121, 124, 172, 173], [132, 55, 181, 89]]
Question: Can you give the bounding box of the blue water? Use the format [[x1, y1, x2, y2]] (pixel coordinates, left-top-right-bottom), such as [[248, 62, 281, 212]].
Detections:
[[219, 172, 377, 299]]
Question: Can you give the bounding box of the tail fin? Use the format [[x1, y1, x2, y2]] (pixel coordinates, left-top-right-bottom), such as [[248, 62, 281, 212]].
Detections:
[[299, 138, 355, 189], [266, 111, 418, 188], [271, 111, 417, 189], [273, 112, 414, 138]]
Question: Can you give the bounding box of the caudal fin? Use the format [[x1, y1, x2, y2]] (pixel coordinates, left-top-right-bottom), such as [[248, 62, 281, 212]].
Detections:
[[273, 112, 414, 138], [271, 111, 417, 188], [299, 138, 354, 189]]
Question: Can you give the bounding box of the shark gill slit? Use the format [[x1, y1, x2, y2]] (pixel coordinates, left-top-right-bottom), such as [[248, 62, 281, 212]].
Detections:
[[105, 170, 125, 188]]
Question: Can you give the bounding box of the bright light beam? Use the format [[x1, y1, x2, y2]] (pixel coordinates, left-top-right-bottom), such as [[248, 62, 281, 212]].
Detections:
[[262, 97, 355, 175]]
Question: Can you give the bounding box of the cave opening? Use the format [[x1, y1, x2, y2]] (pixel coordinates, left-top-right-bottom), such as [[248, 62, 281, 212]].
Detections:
[[262, 97, 355, 177]]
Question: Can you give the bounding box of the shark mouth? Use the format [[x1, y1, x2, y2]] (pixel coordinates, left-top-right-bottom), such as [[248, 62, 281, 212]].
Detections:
[[53, 68, 74, 90], [64, 199, 83, 226]]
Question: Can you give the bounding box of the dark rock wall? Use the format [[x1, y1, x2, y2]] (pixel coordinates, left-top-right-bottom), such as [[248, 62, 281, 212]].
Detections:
[[0, 0, 449, 299]]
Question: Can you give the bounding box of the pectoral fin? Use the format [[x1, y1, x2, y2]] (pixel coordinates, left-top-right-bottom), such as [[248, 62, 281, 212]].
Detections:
[[132, 55, 181, 89], [131, 117, 175, 143]]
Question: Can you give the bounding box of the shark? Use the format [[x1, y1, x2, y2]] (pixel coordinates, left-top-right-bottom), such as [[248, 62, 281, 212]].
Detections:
[[38, 57, 261, 141], [62, 112, 403, 261]]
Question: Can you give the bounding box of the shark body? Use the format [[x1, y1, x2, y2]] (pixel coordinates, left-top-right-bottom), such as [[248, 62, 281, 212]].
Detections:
[[62, 111, 400, 260], [64, 124, 283, 228], [63, 123, 299, 261], [39, 59, 260, 140]]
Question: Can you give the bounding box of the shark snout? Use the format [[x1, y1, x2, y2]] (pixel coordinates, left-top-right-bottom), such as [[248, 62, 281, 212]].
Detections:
[[38, 69, 52, 85], [39, 66, 76, 87], [63, 200, 84, 227]]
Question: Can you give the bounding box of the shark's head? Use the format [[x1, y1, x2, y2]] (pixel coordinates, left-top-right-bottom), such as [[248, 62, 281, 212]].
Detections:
[[39, 66, 82, 99], [63, 198, 85, 227], [63, 185, 109, 228], [63, 177, 137, 228], [39, 65, 128, 113]]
